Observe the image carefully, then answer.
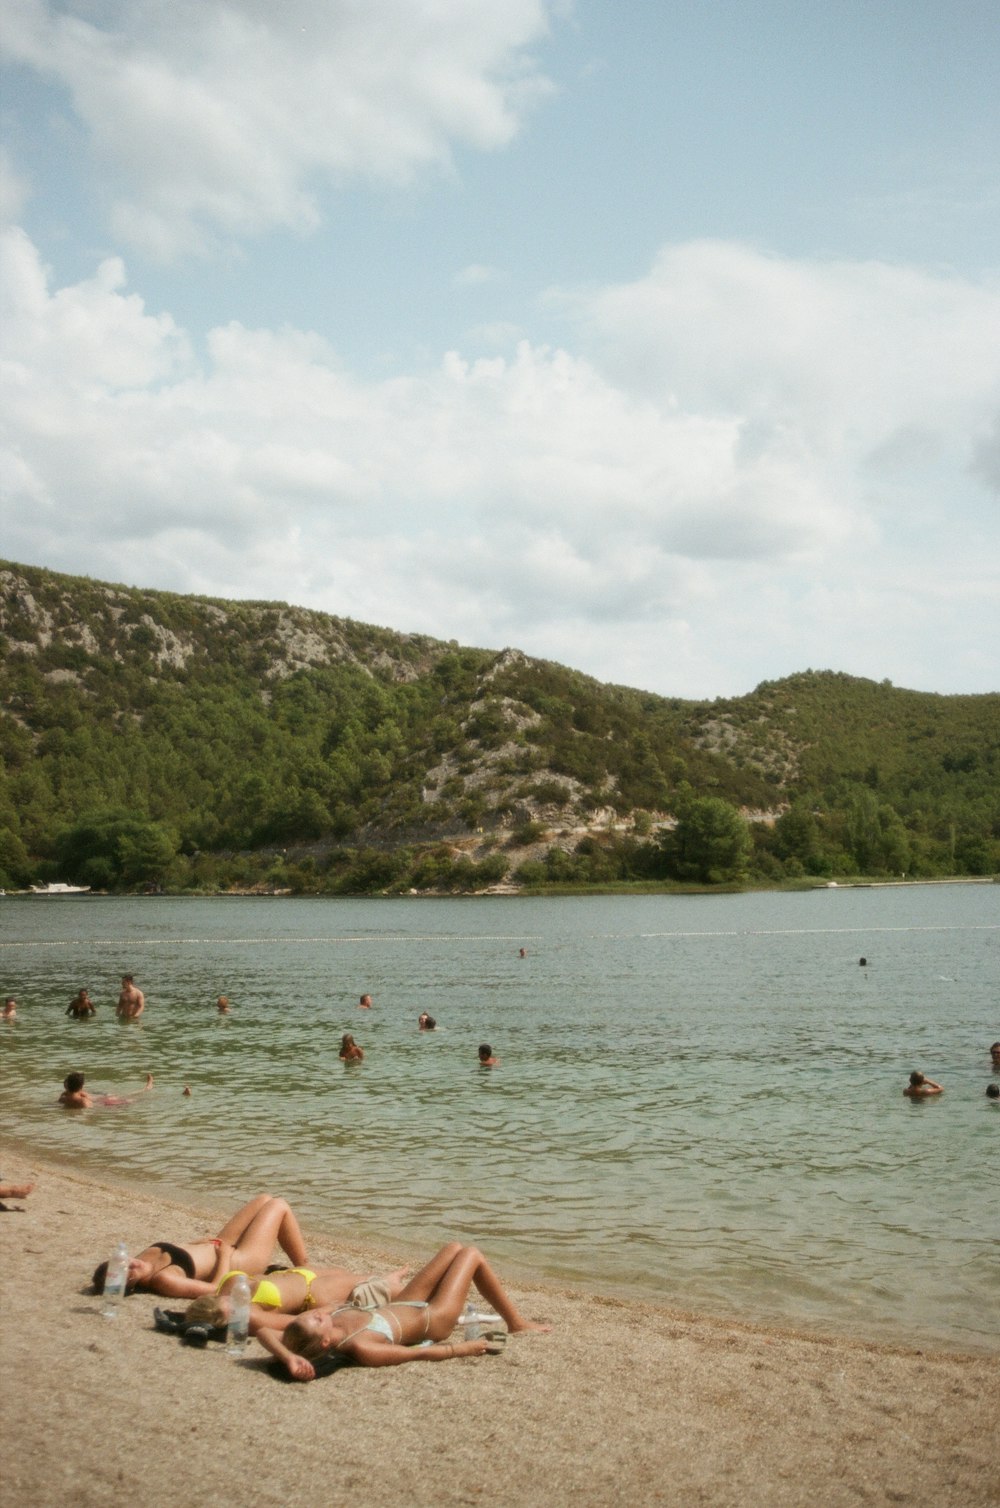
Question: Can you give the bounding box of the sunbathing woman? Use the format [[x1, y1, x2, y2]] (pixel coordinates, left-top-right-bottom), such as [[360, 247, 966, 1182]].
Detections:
[[92, 1194, 310, 1301], [258, 1242, 551, 1381], [180, 1262, 410, 1337]]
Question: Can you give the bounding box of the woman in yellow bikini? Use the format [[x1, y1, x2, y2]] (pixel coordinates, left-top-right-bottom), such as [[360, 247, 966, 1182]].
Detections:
[[180, 1261, 410, 1337], [258, 1242, 551, 1381], [92, 1194, 311, 1301]]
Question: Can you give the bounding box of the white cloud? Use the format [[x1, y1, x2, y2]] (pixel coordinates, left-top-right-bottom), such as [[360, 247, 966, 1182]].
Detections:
[[0, 0, 556, 258], [1, 228, 998, 696], [0, 227, 192, 387], [565, 240, 1000, 440]]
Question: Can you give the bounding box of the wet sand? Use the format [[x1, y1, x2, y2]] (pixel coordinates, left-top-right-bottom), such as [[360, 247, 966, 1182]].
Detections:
[[1, 1149, 996, 1507]]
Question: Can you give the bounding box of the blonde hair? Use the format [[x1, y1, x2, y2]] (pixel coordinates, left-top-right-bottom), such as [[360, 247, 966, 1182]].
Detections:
[[183, 1295, 227, 1329]]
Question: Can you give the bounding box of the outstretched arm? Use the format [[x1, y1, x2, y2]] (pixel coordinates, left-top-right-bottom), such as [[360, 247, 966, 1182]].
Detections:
[[249, 1305, 292, 1336], [346, 1335, 490, 1368]]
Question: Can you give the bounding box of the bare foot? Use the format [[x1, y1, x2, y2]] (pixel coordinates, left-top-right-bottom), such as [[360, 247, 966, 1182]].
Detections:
[[509, 1320, 552, 1334], [144, 1073, 154, 1089], [0, 1182, 35, 1200]]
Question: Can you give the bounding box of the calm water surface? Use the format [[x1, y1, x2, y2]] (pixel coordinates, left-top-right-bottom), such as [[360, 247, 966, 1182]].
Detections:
[[2, 886, 998, 1350]]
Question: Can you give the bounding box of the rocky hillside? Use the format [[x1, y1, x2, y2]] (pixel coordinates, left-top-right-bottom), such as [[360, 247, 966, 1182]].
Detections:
[[1, 561, 997, 891]]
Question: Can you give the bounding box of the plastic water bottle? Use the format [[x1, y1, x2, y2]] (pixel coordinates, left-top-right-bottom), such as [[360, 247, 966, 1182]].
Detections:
[[226, 1273, 252, 1357], [460, 1303, 496, 1340], [101, 1240, 128, 1318]]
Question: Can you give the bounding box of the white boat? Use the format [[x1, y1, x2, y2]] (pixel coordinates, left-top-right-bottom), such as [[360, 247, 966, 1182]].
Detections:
[[29, 882, 92, 894]]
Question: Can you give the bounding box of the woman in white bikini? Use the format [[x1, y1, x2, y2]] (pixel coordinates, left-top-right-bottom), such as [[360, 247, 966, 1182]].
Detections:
[[258, 1242, 551, 1381]]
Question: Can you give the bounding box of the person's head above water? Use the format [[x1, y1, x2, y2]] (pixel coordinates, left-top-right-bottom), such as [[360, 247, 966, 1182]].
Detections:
[[987, 1083, 1000, 1099], [64, 1071, 85, 1092]]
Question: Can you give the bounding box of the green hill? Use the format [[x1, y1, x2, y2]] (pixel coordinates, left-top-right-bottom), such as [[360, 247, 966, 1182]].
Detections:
[[1, 560, 997, 892]]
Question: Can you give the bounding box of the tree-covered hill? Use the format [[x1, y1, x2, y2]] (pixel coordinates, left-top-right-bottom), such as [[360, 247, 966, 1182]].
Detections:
[[1, 561, 997, 892]]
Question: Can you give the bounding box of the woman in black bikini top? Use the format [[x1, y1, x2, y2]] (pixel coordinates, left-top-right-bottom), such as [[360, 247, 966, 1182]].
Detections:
[[92, 1194, 309, 1300], [259, 1242, 551, 1381]]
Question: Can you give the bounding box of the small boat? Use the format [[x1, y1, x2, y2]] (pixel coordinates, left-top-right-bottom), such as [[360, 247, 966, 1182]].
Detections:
[[29, 882, 92, 895]]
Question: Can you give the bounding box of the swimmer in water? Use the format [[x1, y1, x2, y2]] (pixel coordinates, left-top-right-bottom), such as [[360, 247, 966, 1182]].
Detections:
[[903, 1071, 943, 1098], [59, 1071, 153, 1109], [478, 1044, 500, 1068], [339, 1033, 364, 1063]]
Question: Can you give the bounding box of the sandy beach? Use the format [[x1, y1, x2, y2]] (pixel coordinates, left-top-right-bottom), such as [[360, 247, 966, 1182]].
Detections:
[[1, 1148, 996, 1508]]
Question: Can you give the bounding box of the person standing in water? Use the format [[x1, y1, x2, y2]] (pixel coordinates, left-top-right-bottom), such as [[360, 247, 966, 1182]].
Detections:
[[339, 1033, 364, 1062], [117, 975, 145, 1020]]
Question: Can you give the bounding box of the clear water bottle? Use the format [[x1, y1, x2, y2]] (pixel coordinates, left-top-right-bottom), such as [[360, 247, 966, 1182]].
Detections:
[[101, 1240, 128, 1319], [226, 1273, 252, 1357], [460, 1302, 494, 1340]]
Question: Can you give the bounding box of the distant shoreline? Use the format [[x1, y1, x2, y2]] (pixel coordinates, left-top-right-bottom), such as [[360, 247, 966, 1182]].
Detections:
[[4, 874, 996, 900]]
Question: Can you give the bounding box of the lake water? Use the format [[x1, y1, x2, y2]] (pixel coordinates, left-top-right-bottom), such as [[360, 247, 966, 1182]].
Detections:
[[2, 886, 998, 1351]]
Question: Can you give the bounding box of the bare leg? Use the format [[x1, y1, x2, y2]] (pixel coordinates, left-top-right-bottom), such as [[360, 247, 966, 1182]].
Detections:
[[0, 1182, 35, 1199], [395, 1243, 465, 1303], [230, 1198, 308, 1270], [399, 1244, 550, 1340], [215, 1195, 273, 1244], [214, 1194, 271, 1242]]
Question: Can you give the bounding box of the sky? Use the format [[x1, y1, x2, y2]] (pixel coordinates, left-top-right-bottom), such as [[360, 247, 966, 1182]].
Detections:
[[1, 1, 998, 701]]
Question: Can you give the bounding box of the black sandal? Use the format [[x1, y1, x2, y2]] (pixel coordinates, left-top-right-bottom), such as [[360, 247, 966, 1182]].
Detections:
[[153, 1308, 186, 1335]]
